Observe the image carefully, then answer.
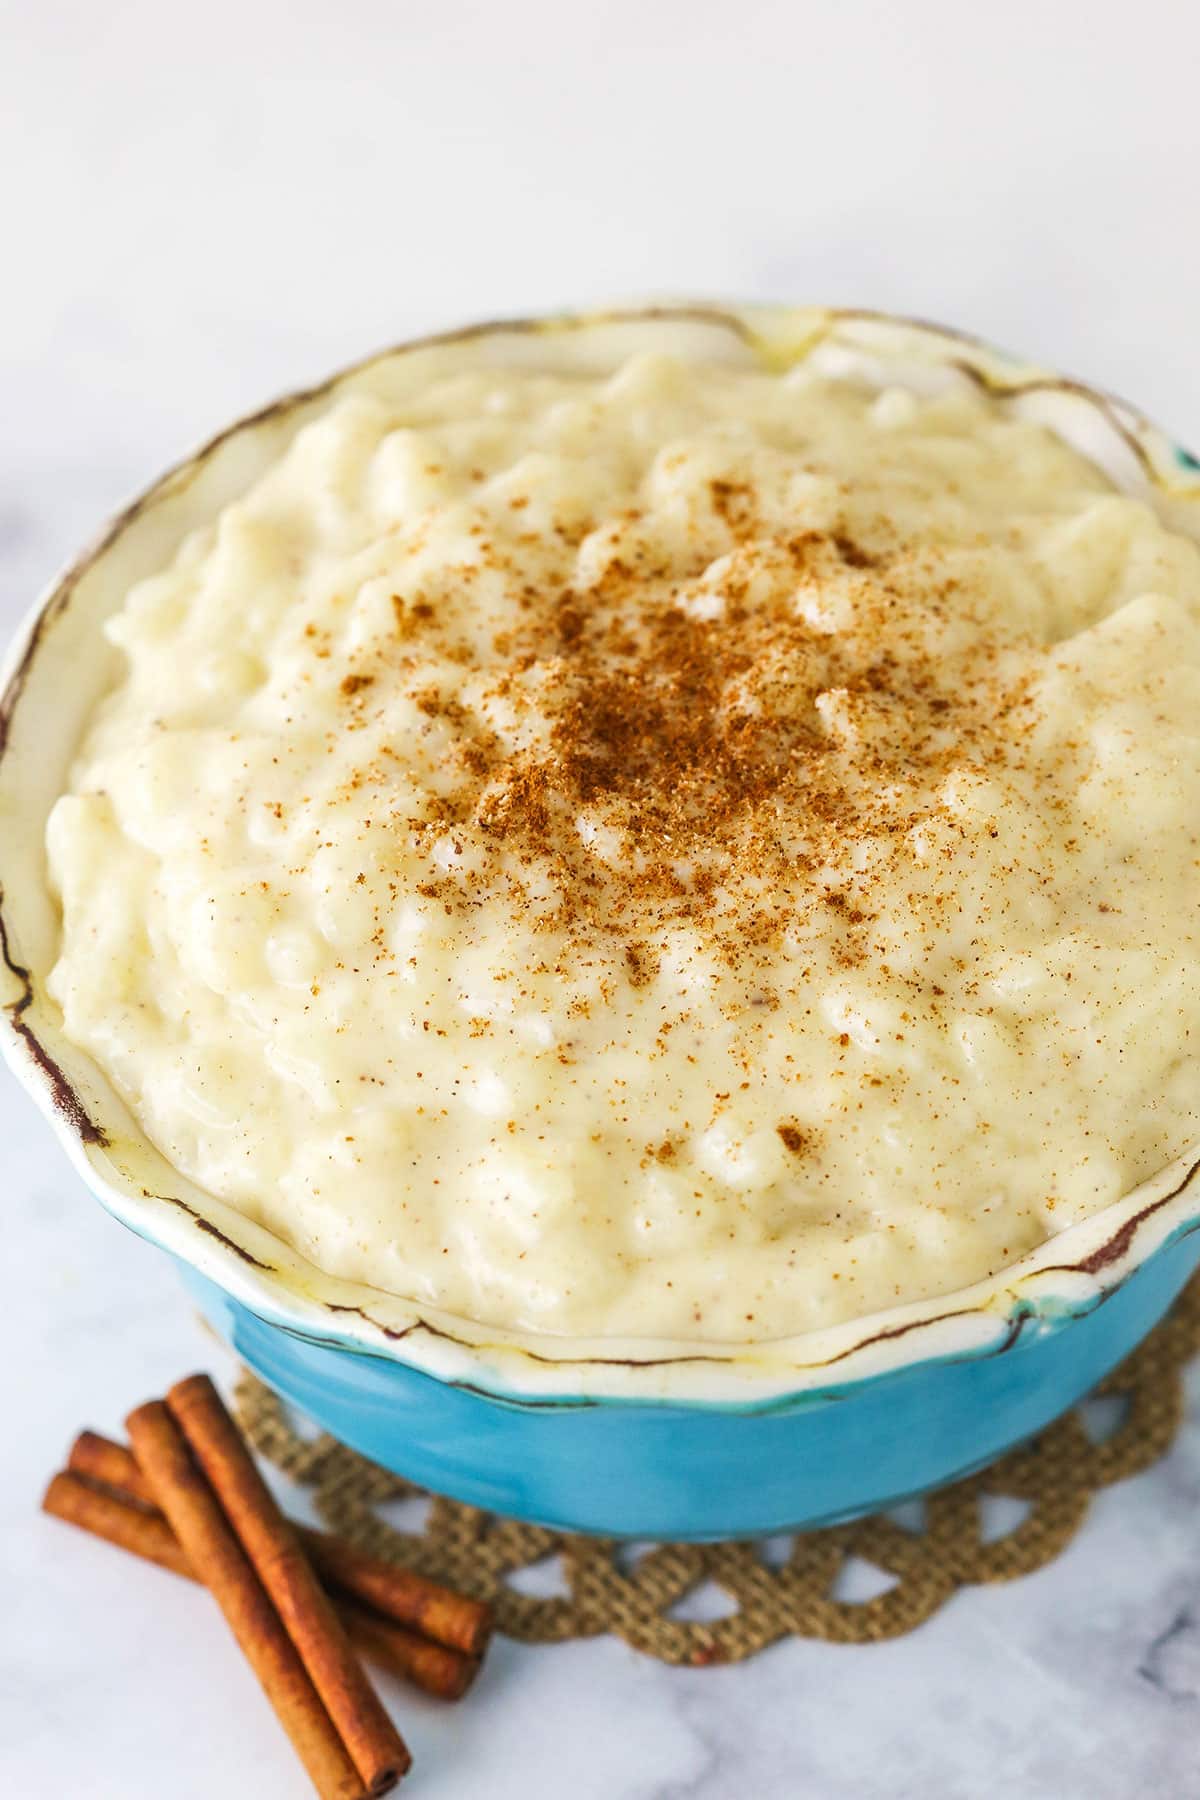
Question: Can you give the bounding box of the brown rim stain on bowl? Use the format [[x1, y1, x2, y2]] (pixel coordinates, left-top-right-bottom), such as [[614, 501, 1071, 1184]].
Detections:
[[0, 903, 106, 1146], [3, 303, 1200, 1394]]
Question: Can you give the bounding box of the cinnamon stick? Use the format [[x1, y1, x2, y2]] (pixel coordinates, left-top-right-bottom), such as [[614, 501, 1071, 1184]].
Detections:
[[43, 1469, 478, 1701], [164, 1374, 409, 1797], [43, 1470, 191, 1578], [126, 1400, 370, 1800], [68, 1429, 157, 1508], [302, 1528, 492, 1659], [334, 1597, 481, 1704], [66, 1427, 491, 1658]]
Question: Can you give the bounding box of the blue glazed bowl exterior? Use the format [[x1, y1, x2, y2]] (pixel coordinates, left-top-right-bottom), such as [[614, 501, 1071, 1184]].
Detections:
[[180, 1223, 1200, 1539]]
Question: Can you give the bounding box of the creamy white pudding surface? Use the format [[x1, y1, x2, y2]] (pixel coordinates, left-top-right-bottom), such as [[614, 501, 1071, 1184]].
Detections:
[[45, 346, 1200, 1340]]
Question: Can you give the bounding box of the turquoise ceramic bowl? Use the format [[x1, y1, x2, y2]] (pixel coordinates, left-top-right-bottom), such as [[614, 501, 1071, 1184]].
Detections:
[[175, 1223, 1200, 1539], [4, 306, 1200, 1538]]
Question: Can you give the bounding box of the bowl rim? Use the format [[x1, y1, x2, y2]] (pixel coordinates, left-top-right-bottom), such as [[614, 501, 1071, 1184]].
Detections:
[[4, 299, 1200, 1405]]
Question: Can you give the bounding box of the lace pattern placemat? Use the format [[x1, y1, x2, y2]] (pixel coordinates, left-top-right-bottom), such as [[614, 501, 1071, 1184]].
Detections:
[[234, 1276, 1200, 1666]]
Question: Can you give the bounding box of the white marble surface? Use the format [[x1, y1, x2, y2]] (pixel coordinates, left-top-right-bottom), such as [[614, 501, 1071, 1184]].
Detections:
[[4, 1, 1200, 1792]]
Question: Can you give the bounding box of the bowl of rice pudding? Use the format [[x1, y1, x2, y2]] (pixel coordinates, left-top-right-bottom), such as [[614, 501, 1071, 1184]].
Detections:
[[4, 305, 1200, 1536]]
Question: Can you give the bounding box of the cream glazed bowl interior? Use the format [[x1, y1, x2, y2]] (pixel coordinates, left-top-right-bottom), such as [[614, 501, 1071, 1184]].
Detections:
[[4, 305, 1200, 1538]]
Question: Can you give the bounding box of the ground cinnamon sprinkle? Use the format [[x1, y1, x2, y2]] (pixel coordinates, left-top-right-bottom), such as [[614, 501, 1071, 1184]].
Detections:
[[776, 1122, 813, 1157], [51, 351, 1200, 1344], [377, 495, 1034, 981]]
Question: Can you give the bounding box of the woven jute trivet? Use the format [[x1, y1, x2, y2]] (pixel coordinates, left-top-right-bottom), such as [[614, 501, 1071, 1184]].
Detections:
[[234, 1275, 1200, 1668]]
